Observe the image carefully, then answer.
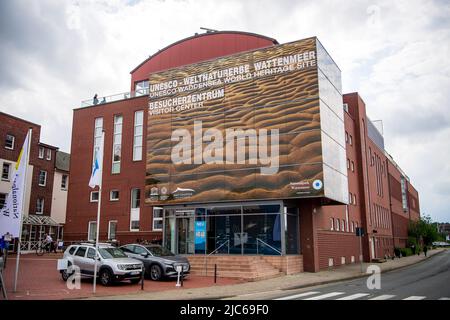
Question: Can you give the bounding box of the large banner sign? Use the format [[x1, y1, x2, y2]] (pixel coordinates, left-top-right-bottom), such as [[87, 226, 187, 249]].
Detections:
[[146, 37, 342, 205]]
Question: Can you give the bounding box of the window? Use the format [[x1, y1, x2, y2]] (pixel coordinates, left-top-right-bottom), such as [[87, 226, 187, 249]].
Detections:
[[87, 248, 96, 259], [38, 170, 47, 186], [61, 174, 68, 190], [75, 246, 87, 257], [5, 134, 15, 150], [351, 221, 355, 233], [341, 219, 345, 232], [39, 147, 45, 159], [347, 159, 350, 169], [330, 217, 334, 231], [88, 221, 97, 241], [0, 193, 6, 209], [153, 207, 163, 231], [135, 80, 149, 96], [68, 246, 77, 255], [130, 188, 140, 231], [112, 115, 123, 174], [46, 149, 52, 161], [93, 117, 103, 162], [36, 198, 44, 214], [349, 135, 353, 145], [335, 218, 340, 231], [351, 161, 355, 172], [2, 162, 11, 181], [90, 191, 99, 202], [345, 131, 349, 143], [133, 110, 144, 161], [343, 103, 349, 113], [349, 192, 353, 205], [353, 194, 357, 206], [108, 221, 117, 240], [110, 190, 120, 201]]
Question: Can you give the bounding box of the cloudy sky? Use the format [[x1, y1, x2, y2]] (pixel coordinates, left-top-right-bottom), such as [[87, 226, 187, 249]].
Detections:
[[0, 0, 449, 222]]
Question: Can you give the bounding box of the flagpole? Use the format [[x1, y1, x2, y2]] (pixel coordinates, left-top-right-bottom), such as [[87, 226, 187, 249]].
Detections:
[[14, 128, 32, 292], [92, 131, 104, 294]]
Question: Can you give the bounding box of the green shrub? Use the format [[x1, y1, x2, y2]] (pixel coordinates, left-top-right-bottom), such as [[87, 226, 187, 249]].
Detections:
[[399, 248, 413, 257]]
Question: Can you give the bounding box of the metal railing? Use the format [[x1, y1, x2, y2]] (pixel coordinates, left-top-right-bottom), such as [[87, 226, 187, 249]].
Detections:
[[204, 240, 230, 276], [256, 238, 282, 255], [209, 240, 230, 256], [80, 89, 149, 108]]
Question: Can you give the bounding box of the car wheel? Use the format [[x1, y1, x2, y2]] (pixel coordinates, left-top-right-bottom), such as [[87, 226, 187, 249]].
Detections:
[[61, 262, 73, 281], [99, 269, 113, 286], [150, 264, 162, 281]]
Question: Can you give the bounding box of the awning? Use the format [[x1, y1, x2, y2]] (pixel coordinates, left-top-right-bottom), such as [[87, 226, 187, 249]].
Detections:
[[22, 215, 61, 226]]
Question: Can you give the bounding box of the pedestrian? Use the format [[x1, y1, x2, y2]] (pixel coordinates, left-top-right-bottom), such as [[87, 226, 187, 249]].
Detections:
[[2, 232, 11, 267], [423, 245, 428, 257], [93, 94, 99, 105], [45, 233, 56, 253]]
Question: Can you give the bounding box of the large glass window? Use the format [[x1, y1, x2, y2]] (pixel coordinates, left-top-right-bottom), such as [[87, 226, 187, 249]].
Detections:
[[93, 117, 103, 163], [133, 111, 144, 161], [112, 115, 122, 174], [88, 221, 97, 241], [38, 170, 47, 186], [153, 207, 163, 231], [130, 188, 140, 231]]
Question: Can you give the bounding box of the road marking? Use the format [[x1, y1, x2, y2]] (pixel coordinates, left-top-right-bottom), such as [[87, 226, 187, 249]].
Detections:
[[369, 294, 396, 300], [403, 296, 426, 300], [438, 297, 450, 300], [337, 293, 370, 300], [275, 291, 321, 300], [303, 292, 345, 300]]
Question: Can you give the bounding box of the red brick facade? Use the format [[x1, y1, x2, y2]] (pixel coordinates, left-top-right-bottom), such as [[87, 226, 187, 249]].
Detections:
[[0, 112, 57, 216], [64, 33, 420, 273]]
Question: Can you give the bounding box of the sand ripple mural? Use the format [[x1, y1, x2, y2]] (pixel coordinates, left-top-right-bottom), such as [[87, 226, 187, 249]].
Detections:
[[146, 37, 326, 204]]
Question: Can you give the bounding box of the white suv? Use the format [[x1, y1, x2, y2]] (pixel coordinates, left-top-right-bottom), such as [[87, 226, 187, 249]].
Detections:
[[60, 243, 143, 286]]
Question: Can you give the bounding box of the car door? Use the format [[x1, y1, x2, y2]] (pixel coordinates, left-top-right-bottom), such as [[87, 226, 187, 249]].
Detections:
[[73, 246, 89, 275], [84, 247, 98, 275]]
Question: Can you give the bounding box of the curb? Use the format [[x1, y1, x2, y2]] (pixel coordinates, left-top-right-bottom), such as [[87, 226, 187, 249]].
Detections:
[[277, 249, 446, 292]]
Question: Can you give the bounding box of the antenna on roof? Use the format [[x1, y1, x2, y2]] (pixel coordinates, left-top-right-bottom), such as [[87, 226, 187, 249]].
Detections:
[[200, 27, 218, 33]]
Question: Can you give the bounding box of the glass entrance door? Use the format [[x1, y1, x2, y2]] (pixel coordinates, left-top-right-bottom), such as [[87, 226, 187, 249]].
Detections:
[[177, 217, 195, 254]]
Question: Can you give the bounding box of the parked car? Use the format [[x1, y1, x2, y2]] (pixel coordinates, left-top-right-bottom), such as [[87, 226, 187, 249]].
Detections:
[[60, 243, 143, 286], [432, 241, 450, 247], [120, 244, 190, 281]]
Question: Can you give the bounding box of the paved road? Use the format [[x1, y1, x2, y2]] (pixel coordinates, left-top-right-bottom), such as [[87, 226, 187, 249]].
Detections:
[[271, 250, 450, 300]]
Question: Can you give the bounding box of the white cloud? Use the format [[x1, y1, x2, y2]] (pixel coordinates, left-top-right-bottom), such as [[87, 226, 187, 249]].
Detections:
[[0, 0, 449, 222]]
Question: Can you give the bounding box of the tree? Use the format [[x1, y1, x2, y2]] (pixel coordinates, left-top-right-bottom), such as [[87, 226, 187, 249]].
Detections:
[[408, 215, 440, 247]]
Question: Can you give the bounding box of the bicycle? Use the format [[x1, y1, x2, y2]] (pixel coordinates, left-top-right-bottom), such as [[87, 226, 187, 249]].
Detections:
[[36, 241, 51, 256]]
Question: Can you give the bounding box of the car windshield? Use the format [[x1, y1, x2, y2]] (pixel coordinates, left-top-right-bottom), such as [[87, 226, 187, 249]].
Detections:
[[146, 246, 174, 257], [99, 247, 127, 259]]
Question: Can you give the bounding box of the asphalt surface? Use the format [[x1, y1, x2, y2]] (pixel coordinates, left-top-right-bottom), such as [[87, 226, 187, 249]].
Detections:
[[268, 250, 450, 300]]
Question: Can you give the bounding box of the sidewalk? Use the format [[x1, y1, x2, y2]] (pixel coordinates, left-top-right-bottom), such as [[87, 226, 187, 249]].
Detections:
[[87, 248, 446, 300]]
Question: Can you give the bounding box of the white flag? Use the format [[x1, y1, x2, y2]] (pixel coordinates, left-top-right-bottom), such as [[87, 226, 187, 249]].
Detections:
[[0, 131, 30, 238], [89, 131, 104, 188]]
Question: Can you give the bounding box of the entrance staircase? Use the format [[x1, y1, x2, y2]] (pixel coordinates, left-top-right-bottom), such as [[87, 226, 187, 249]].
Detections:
[[187, 255, 284, 281]]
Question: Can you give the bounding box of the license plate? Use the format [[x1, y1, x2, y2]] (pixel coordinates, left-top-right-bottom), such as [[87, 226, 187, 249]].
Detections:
[[130, 271, 140, 275]]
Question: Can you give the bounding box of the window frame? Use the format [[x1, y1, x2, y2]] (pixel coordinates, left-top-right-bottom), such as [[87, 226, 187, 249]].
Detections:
[[108, 220, 118, 241], [130, 188, 140, 231], [61, 174, 68, 190], [110, 189, 120, 201], [36, 198, 44, 214], [152, 206, 163, 231], [38, 170, 47, 187], [88, 221, 97, 241], [132, 110, 144, 162], [46, 149, 52, 161], [90, 191, 99, 202], [5, 134, 15, 150], [39, 147, 45, 159], [2, 162, 11, 181], [112, 115, 123, 174]]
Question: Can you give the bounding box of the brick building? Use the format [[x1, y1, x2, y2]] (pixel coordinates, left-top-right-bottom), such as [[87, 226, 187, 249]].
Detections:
[[64, 31, 420, 275], [0, 112, 69, 251]]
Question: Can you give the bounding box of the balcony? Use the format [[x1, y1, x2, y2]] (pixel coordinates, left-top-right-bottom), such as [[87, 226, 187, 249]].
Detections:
[[80, 89, 149, 108]]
